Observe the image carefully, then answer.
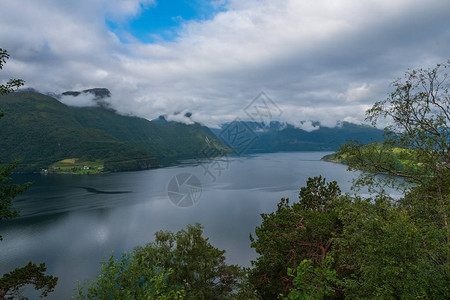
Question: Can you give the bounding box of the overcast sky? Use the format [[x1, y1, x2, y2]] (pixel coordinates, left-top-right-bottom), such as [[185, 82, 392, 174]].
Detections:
[[1, 0, 449, 128]]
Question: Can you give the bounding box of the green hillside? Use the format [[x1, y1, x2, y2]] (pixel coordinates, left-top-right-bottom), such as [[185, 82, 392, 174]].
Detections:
[[0, 91, 228, 173], [70, 107, 229, 163]]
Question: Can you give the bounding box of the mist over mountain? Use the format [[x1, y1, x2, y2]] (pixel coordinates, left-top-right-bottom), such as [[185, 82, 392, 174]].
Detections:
[[57, 88, 113, 108], [0, 90, 228, 172], [212, 120, 384, 154]]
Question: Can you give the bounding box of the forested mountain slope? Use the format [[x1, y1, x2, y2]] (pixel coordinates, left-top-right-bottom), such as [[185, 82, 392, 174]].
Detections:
[[0, 91, 227, 172]]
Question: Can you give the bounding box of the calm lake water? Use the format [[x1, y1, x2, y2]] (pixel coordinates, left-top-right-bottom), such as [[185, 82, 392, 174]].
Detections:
[[0, 152, 392, 299]]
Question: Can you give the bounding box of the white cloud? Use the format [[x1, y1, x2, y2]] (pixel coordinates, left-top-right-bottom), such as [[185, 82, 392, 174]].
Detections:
[[343, 83, 372, 103], [292, 120, 320, 132], [343, 116, 362, 125], [0, 0, 449, 127], [165, 112, 195, 125], [58, 94, 98, 107]]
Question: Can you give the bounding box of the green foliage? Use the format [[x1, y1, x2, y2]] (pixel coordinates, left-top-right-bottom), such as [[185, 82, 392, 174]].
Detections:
[[400, 170, 450, 237], [78, 224, 242, 300], [333, 194, 449, 299], [324, 145, 426, 176], [0, 48, 32, 237], [331, 62, 450, 298], [75, 254, 185, 300], [230, 268, 260, 300], [0, 156, 56, 300], [366, 62, 449, 174], [284, 255, 337, 300], [135, 223, 241, 300], [249, 176, 342, 299], [0, 49, 24, 96], [250, 103, 449, 299], [0, 48, 57, 299], [337, 61, 450, 191], [0, 262, 58, 299], [0, 160, 31, 236], [250, 175, 449, 299], [297, 176, 341, 212]]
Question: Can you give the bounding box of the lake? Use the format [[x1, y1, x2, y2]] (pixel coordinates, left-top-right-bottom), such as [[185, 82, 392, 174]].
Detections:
[[0, 152, 391, 299]]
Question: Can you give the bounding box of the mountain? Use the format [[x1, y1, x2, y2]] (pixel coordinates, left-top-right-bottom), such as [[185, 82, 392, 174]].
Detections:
[[0, 90, 229, 173], [69, 108, 230, 165], [60, 88, 112, 108], [212, 120, 384, 153], [61, 88, 111, 98], [0, 89, 384, 173]]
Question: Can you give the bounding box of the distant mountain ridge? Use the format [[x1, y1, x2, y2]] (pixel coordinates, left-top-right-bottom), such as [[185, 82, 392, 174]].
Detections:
[[0, 90, 229, 173], [212, 120, 384, 153]]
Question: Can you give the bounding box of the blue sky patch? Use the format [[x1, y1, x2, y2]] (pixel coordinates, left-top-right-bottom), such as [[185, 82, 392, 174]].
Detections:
[[107, 0, 227, 43]]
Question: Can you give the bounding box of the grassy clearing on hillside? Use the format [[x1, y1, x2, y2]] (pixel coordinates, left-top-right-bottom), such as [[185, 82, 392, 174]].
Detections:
[[49, 158, 104, 174], [60, 158, 76, 164]]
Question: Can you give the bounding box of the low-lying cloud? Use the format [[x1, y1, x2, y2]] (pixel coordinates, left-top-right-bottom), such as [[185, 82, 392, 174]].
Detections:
[[58, 94, 99, 107]]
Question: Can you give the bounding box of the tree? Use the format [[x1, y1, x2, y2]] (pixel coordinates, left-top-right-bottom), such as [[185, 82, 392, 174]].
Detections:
[[283, 255, 337, 300], [332, 193, 448, 299], [77, 223, 242, 300], [246, 62, 449, 299], [334, 61, 450, 298], [0, 48, 28, 231], [135, 223, 242, 300], [338, 61, 449, 253], [249, 176, 343, 299], [0, 263, 58, 299], [75, 253, 185, 299], [0, 160, 30, 237], [338, 61, 449, 192], [0, 48, 57, 299]]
